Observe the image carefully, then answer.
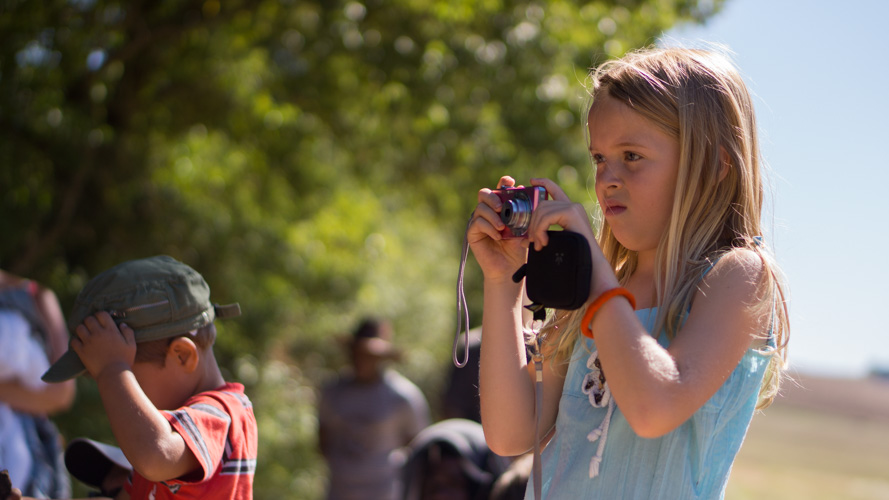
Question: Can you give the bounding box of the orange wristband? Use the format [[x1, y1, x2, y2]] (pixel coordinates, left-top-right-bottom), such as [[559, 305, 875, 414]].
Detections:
[[581, 287, 636, 339]]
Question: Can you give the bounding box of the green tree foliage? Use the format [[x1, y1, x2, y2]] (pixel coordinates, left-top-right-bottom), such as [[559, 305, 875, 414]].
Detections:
[[0, 0, 721, 497]]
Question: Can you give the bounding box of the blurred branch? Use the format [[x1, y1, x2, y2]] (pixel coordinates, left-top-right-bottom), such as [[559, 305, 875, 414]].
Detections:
[[9, 149, 92, 276]]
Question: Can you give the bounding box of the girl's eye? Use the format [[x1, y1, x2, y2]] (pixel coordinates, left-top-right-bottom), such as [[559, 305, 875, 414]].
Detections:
[[591, 153, 606, 165], [624, 152, 642, 162]]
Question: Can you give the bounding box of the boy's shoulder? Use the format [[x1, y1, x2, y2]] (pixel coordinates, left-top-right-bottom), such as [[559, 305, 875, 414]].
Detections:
[[165, 381, 256, 439], [177, 382, 254, 413], [155, 382, 256, 494]]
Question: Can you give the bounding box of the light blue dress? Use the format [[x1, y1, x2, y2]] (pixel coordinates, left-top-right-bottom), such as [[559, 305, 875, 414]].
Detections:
[[526, 308, 770, 499]]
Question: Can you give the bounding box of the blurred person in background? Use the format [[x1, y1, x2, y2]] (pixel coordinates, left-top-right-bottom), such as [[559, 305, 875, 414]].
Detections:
[[401, 418, 509, 500], [488, 453, 532, 500], [0, 269, 75, 498], [318, 317, 430, 500]]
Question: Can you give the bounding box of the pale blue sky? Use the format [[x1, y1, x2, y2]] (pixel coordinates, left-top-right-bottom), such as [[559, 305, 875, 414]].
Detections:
[[661, 0, 889, 377]]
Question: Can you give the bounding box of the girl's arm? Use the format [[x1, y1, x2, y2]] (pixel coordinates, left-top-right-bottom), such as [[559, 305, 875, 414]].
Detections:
[[470, 176, 569, 456], [478, 277, 567, 456], [525, 177, 768, 438], [589, 249, 768, 438]]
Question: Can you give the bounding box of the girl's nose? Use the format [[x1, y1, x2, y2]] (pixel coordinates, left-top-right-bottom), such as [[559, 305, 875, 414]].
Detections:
[[595, 161, 623, 189]]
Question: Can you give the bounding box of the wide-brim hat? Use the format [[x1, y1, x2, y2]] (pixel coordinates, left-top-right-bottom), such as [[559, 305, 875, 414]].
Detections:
[[353, 336, 401, 358], [42, 255, 240, 383], [337, 317, 401, 359]]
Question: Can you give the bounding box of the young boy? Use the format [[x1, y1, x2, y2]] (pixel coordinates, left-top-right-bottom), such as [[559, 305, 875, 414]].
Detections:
[[18, 255, 256, 500]]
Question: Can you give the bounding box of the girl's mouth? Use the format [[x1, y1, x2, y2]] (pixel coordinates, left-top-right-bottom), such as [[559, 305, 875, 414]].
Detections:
[[603, 201, 626, 216]]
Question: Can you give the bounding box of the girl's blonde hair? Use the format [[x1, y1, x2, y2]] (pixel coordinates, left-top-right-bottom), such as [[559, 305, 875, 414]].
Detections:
[[542, 46, 789, 409]]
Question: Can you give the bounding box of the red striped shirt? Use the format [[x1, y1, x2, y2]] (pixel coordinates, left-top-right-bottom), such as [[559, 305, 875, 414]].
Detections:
[[125, 383, 257, 499]]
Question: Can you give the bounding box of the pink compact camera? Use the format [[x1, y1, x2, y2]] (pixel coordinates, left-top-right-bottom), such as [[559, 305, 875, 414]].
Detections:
[[493, 186, 547, 238]]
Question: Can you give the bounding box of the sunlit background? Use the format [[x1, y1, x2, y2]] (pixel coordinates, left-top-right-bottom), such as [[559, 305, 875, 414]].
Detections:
[[3, 1, 888, 498], [665, 0, 889, 378], [666, 8, 889, 496]]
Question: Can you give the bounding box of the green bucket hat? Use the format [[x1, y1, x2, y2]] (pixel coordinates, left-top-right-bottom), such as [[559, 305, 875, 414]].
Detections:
[[42, 255, 240, 383]]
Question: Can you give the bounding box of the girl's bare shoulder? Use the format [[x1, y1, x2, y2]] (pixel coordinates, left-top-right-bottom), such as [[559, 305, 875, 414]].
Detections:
[[708, 247, 765, 284], [693, 247, 768, 312]]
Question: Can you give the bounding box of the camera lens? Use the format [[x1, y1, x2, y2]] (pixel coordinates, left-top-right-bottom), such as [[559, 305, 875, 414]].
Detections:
[[500, 191, 533, 236]]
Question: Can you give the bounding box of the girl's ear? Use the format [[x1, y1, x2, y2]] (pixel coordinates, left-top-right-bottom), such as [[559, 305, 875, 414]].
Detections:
[[169, 337, 199, 373], [718, 147, 731, 182]]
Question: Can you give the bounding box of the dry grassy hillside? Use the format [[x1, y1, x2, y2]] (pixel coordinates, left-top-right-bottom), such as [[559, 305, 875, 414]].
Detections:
[[726, 373, 889, 499]]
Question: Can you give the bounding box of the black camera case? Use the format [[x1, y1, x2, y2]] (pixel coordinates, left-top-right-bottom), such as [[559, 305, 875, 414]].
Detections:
[[512, 230, 592, 310]]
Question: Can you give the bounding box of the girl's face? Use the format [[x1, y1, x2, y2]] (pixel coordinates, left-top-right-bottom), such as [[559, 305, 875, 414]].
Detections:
[[588, 94, 681, 256]]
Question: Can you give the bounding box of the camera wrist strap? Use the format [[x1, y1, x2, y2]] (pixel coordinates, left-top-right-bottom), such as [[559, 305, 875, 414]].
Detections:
[[453, 211, 474, 368]]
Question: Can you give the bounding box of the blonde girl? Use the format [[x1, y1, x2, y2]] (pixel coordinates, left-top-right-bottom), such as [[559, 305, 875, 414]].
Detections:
[[467, 46, 789, 499]]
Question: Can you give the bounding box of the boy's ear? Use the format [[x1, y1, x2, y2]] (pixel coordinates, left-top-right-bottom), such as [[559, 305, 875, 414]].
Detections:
[[169, 337, 199, 373]]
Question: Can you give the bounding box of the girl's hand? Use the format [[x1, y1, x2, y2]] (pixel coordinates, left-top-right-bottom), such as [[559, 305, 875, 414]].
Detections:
[[526, 178, 621, 299], [71, 312, 137, 381], [524, 178, 596, 251], [467, 175, 531, 283]]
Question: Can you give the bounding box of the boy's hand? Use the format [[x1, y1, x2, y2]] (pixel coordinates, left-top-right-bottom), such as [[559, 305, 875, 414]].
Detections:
[[71, 311, 137, 380]]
